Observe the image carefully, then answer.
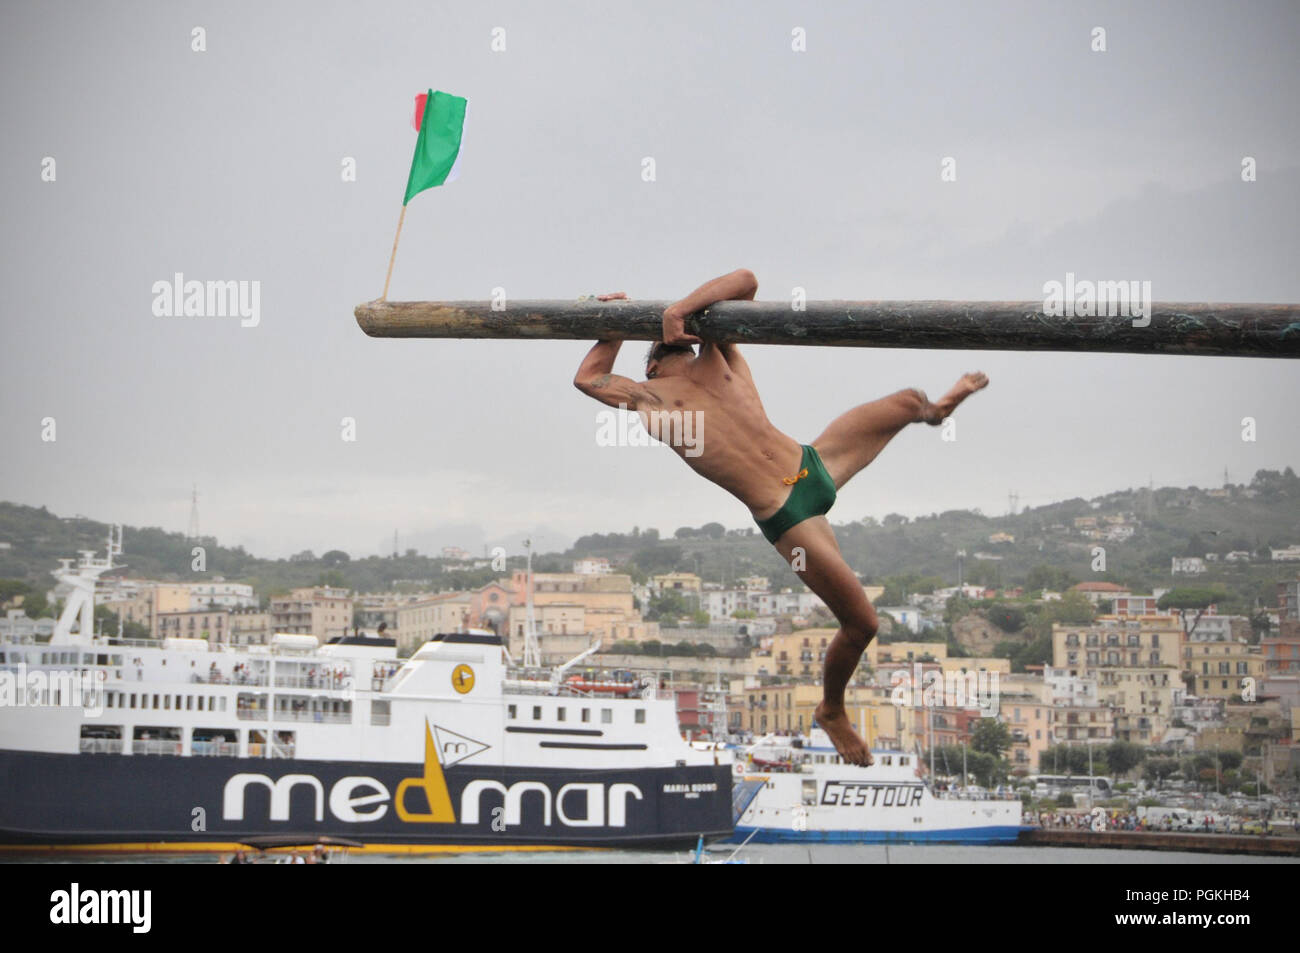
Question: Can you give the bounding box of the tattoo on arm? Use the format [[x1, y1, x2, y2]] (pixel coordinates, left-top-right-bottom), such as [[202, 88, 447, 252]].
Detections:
[[592, 374, 612, 388]]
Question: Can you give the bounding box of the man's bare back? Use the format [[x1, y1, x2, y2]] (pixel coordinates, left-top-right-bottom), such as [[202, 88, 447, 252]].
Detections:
[[575, 270, 989, 766]]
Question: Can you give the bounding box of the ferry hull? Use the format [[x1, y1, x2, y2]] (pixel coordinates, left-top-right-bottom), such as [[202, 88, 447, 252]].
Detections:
[[733, 825, 1024, 845], [0, 749, 733, 851]]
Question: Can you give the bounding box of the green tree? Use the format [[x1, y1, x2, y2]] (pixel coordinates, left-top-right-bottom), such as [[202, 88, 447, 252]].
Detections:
[[1026, 565, 1076, 593], [987, 604, 1025, 633], [970, 719, 1010, 758], [1159, 587, 1222, 638], [1102, 741, 1145, 777], [646, 591, 692, 622], [1049, 592, 1096, 625]]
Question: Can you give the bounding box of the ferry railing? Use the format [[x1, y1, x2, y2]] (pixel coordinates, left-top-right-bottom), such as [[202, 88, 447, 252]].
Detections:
[[236, 707, 269, 721], [273, 673, 352, 690], [79, 738, 123, 754], [132, 739, 184, 756], [272, 709, 352, 724], [191, 741, 240, 757], [188, 669, 269, 685]]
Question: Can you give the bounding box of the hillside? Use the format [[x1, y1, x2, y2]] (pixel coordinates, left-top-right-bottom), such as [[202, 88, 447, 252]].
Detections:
[[1, 468, 1297, 608]]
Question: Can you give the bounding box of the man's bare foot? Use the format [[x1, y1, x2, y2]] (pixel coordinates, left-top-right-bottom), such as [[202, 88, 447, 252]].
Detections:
[[923, 371, 989, 424], [815, 701, 874, 767]]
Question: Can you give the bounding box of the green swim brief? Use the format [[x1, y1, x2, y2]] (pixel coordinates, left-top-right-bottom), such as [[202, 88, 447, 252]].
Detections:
[[755, 444, 837, 544]]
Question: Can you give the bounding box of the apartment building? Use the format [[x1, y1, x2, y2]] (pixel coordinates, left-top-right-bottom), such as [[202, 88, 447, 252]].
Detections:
[[269, 586, 353, 643], [1184, 640, 1265, 701], [156, 607, 228, 642]]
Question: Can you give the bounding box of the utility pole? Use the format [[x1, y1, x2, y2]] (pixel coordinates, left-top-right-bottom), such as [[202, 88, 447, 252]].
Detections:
[[523, 538, 539, 668]]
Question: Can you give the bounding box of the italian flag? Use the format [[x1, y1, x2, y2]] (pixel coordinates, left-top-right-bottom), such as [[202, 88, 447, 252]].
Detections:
[[404, 89, 467, 205]]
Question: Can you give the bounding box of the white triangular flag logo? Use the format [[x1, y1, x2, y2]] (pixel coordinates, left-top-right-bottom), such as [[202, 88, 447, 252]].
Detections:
[[433, 725, 490, 767]]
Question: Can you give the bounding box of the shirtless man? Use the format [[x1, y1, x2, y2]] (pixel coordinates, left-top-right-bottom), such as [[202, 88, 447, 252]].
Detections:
[[574, 269, 988, 765]]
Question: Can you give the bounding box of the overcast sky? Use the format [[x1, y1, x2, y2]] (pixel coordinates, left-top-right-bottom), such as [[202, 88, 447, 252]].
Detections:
[[2, 1, 1297, 560]]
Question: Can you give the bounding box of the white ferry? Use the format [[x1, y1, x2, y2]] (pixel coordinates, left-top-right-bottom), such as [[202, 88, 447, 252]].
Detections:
[[731, 731, 1024, 844], [0, 531, 733, 853]]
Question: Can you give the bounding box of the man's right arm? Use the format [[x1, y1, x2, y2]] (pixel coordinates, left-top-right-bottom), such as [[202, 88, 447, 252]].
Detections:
[[573, 340, 656, 409], [662, 268, 758, 345]]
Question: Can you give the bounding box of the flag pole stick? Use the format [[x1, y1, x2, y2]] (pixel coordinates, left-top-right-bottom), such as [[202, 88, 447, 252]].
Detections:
[[381, 204, 408, 301]]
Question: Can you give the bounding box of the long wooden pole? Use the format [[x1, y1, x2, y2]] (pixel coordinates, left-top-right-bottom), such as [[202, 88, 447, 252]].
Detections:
[[380, 205, 408, 301], [353, 298, 1300, 358]]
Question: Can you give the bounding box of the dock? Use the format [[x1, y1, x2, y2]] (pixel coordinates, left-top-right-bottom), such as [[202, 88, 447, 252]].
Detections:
[[1019, 827, 1300, 857]]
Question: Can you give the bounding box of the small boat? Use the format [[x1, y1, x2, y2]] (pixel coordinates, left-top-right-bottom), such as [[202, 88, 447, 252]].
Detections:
[[731, 731, 1024, 845]]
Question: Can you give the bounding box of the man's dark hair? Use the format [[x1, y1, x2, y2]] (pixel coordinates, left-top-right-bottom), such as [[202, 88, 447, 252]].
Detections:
[[645, 341, 695, 373]]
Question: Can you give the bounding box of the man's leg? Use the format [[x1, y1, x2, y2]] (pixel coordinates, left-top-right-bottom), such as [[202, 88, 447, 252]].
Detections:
[[813, 372, 989, 489], [773, 516, 878, 766]]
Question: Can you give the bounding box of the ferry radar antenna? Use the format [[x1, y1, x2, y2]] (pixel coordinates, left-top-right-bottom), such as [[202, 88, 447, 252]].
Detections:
[[50, 523, 125, 645]]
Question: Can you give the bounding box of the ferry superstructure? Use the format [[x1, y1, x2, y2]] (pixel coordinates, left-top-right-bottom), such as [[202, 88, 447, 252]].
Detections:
[[0, 532, 732, 852], [732, 732, 1024, 844]]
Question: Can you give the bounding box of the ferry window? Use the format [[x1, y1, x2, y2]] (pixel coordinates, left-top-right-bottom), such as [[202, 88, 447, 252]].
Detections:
[[186, 696, 193, 710], [882, 755, 892, 765], [507, 704, 516, 719], [581, 708, 590, 723], [900, 756, 908, 765], [130, 693, 137, 708], [152, 694, 159, 709], [220, 697, 227, 712], [801, 779, 817, 806], [106, 693, 115, 709], [533, 706, 542, 720], [557, 708, 566, 722], [197, 697, 204, 711], [601, 708, 612, 724], [163, 695, 170, 710], [635, 709, 645, 724]]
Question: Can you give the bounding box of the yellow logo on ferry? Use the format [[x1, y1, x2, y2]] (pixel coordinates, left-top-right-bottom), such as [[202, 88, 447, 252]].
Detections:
[[451, 664, 475, 694], [394, 721, 457, 824]]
